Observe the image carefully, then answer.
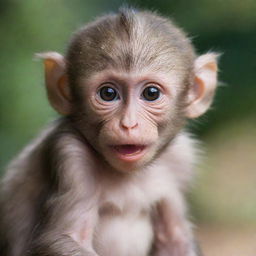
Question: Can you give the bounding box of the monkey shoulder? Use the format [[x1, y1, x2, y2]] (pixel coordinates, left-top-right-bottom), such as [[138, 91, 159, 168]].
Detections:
[[34, 119, 103, 192], [0, 119, 98, 196], [159, 131, 201, 191], [0, 120, 61, 197]]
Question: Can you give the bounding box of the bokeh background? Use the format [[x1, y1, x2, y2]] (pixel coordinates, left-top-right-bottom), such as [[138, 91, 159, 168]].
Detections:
[[0, 1, 255, 255]]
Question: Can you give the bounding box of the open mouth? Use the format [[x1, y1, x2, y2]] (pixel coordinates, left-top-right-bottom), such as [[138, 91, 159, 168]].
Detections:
[[110, 145, 147, 162]]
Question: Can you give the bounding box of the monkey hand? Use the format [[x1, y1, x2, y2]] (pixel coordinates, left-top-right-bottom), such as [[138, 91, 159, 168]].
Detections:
[[83, 251, 99, 256], [153, 233, 198, 256], [153, 245, 198, 256], [27, 234, 100, 256]]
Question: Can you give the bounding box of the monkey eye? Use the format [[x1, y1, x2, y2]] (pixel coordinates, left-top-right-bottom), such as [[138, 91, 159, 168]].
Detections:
[[98, 86, 119, 101], [141, 86, 161, 101]]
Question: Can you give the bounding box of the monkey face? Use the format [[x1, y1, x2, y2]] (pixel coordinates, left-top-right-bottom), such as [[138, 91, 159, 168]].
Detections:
[[39, 10, 218, 173], [75, 69, 186, 172], [39, 9, 218, 173]]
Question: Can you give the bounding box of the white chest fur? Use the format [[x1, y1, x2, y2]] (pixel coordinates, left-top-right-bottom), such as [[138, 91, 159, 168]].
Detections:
[[93, 163, 177, 256]]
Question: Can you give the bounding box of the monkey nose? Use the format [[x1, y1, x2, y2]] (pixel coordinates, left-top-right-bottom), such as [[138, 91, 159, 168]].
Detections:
[[120, 121, 138, 130], [120, 115, 138, 130]]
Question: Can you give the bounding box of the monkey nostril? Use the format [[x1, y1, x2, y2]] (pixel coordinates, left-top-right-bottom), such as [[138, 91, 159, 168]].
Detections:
[[121, 121, 138, 130]]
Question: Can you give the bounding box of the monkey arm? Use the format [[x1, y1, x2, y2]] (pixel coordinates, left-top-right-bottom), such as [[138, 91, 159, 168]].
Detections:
[[152, 195, 198, 256], [28, 132, 100, 256], [150, 133, 201, 256], [28, 207, 99, 256]]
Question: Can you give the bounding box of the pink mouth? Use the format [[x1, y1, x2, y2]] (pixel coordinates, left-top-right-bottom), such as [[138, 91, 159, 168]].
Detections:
[[110, 145, 147, 162]]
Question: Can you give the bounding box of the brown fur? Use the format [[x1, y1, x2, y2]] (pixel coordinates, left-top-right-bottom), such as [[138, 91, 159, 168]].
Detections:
[[66, 9, 196, 95]]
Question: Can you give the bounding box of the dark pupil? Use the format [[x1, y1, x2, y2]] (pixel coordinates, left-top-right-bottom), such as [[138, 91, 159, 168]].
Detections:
[[100, 87, 117, 101], [143, 86, 160, 101]]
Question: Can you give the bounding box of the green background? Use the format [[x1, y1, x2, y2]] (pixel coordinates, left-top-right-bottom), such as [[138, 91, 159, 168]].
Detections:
[[0, 0, 255, 227]]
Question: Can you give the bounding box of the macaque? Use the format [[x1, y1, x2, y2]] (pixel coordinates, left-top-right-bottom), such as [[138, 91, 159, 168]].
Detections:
[[0, 8, 218, 256]]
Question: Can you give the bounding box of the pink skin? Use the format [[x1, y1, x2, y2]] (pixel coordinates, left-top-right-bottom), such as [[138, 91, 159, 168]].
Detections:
[[80, 69, 183, 168]]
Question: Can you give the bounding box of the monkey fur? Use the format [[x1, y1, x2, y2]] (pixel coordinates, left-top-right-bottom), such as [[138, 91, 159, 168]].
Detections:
[[0, 8, 218, 256]]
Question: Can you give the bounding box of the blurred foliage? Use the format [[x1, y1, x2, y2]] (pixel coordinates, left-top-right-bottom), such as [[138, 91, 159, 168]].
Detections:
[[0, 0, 255, 225], [190, 120, 256, 225]]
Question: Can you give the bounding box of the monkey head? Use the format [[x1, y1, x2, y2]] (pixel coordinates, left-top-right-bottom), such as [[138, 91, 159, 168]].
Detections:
[[38, 9, 218, 172]]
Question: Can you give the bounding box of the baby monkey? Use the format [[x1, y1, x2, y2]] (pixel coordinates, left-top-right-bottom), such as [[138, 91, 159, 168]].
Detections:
[[0, 8, 218, 256]]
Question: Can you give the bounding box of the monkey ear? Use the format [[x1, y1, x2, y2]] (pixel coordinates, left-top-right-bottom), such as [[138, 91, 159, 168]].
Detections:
[[185, 53, 219, 118], [36, 52, 72, 115]]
